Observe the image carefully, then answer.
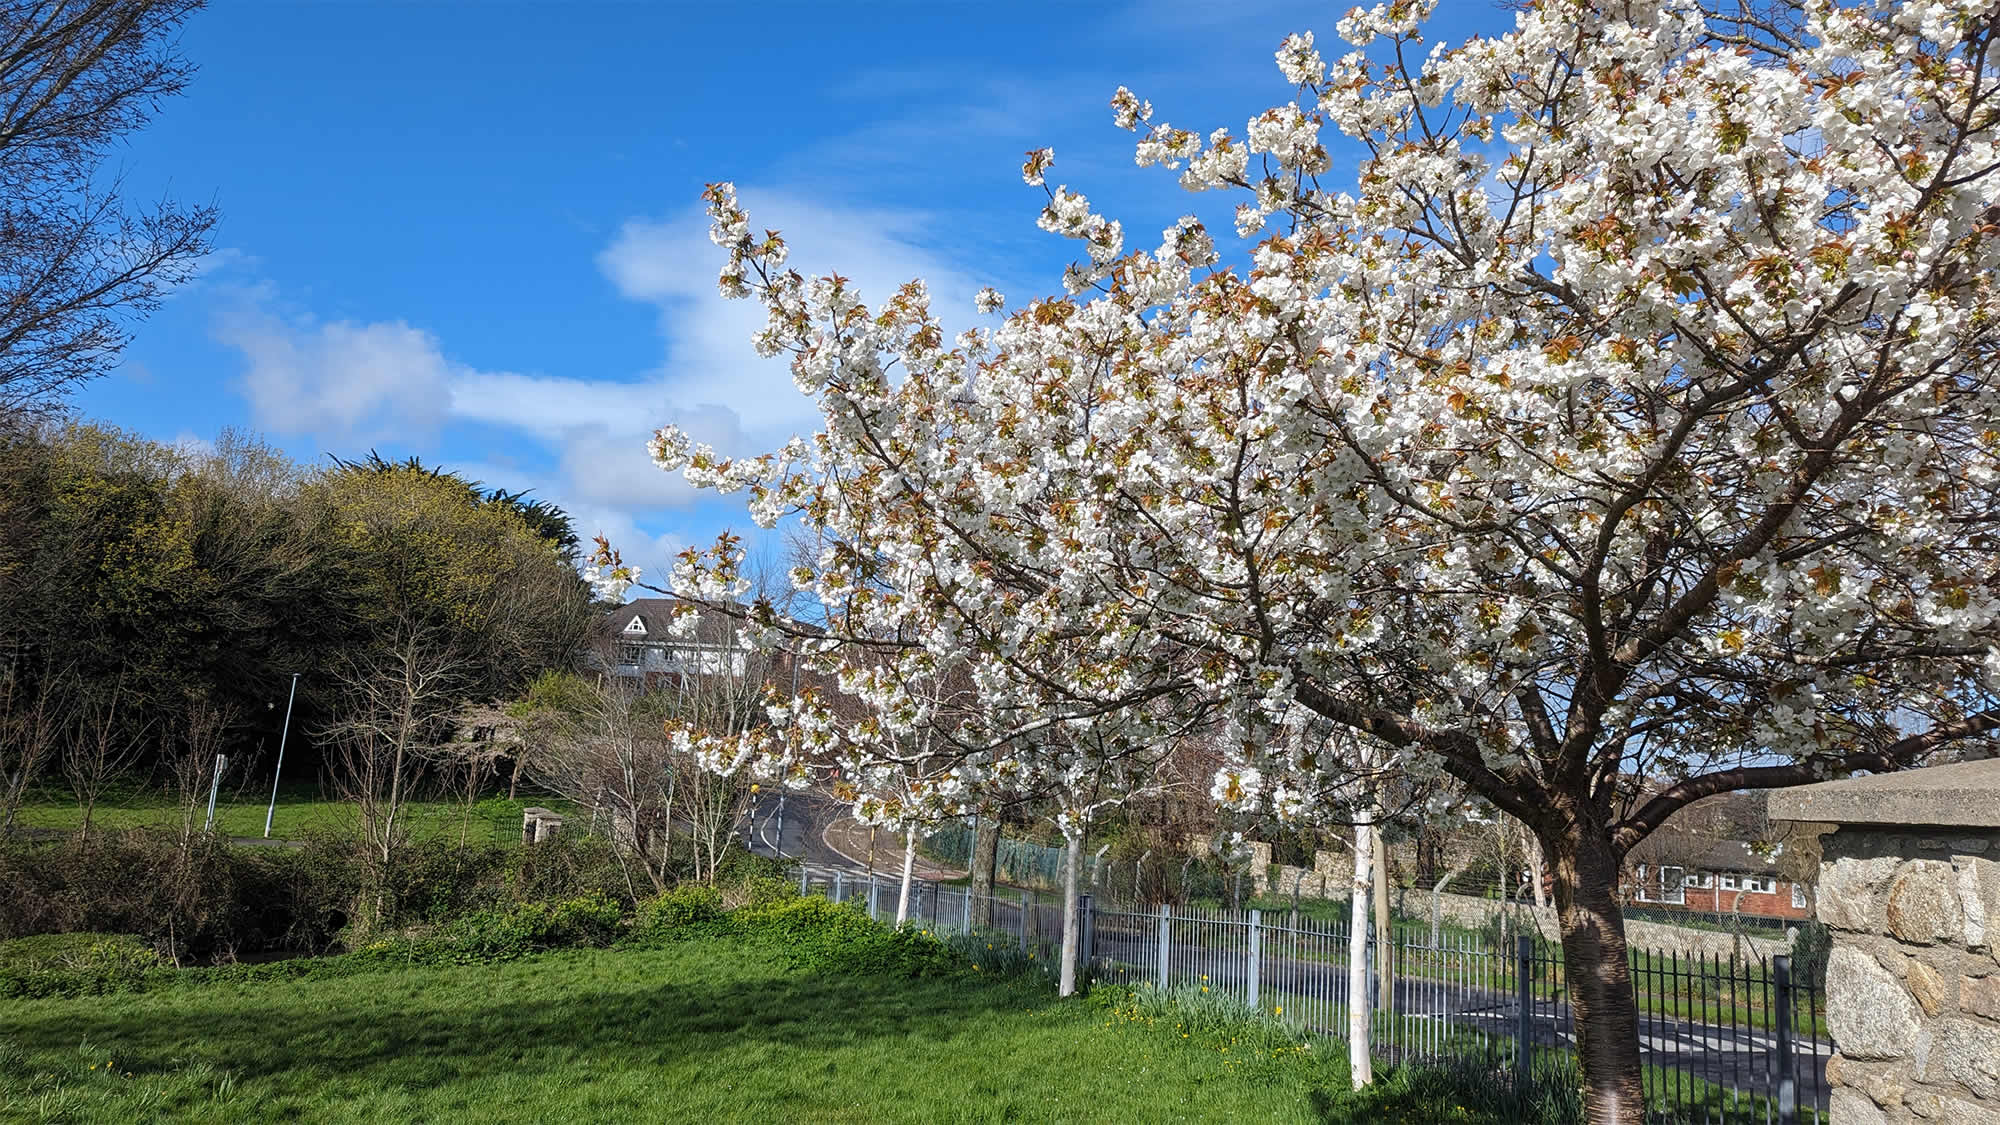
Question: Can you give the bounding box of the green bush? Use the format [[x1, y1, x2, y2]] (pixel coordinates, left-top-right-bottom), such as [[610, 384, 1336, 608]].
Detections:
[[402, 893, 625, 964], [635, 885, 726, 936], [508, 834, 635, 910], [731, 896, 961, 978], [0, 933, 165, 998]]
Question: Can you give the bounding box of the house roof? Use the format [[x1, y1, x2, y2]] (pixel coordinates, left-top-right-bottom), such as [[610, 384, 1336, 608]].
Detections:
[[1625, 791, 1784, 874], [596, 598, 753, 648]]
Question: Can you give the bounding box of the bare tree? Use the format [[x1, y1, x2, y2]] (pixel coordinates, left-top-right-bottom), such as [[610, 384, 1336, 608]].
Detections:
[[0, 0, 217, 415], [62, 673, 142, 838], [161, 689, 232, 851], [526, 673, 679, 891], [320, 628, 465, 922], [0, 662, 67, 832]]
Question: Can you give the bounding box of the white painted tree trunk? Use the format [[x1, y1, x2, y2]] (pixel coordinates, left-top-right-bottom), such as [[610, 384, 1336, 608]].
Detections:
[[1059, 830, 1082, 997], [896, 828, 916, 925], [1348, 815, 1374, 1088]]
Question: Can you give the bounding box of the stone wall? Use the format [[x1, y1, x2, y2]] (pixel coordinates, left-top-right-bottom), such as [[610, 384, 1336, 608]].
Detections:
[[1811, 825, 2000, 1124], [1415, 887, 1792, 958]]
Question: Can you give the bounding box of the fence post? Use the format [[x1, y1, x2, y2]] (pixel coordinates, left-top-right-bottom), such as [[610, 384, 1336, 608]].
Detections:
[[1514, 934, 1533, 1105], [1248, 908, 1262, 1010], [1021, 889, 1032, 950], [834, 869, 845, 904], [962, 883, 973, 933], [1080, 893, 1094, 971], [799, 865, 810, 895], [1157, 904, 1171, 989], [1774, 954, 1797, 1125], [868, 874, 879, 920]]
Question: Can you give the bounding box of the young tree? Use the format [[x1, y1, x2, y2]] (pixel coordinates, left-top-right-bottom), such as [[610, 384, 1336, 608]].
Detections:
[[162, 689, 233, 852], [320, 627, 464, 923], [0, 662, 67, 833], [62, 674, 143, 839], [619, 3, 2000, 1119], [0, 0, 217, 416]]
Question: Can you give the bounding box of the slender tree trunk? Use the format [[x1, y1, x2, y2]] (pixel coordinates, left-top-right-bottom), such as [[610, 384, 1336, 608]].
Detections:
[[1347, 817, 1374, 1088], [1546, 822, 1646, 1125], [1059, 830, 1082, 997], [1430, 857, 1472, 944], [1528, 831, 1550, 910], [896, 828, 916, 925], [1374, 830, 1393, 1011], [970, 810, 999, 928]]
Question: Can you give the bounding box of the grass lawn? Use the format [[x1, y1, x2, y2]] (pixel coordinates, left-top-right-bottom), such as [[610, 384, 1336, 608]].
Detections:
[[10, 788, 579, 848], [0, 934, 1460, 1124]]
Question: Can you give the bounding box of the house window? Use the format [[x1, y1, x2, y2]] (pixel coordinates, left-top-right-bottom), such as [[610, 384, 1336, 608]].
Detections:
[[1742, 875, 1775, 894], [1791, 883, 1808, 909], [1719, 874, 1739, 891], [1686, 872, 1714, 889], [616, 643, 644, 666], [1634, 864, 1652, 902], [1660, 866, 1687, 905]]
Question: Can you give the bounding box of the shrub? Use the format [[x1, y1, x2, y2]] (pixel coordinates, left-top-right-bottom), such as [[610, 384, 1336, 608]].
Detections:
[[422, 894, 626, 963], [509, 835, 636, 910], [0, 933, 165, 998], [731, 897, 961, 978], [635, 885, 725, 936], [719, 872, 796, 910], [1791, 920, 1831, 990]]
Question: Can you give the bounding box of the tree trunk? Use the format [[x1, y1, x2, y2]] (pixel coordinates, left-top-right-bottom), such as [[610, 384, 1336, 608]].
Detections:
[[1527, 831, 1550, 910], [896, 828, 916, 925], [1347, 817, 1374, 1088], [1430, 858, 1471, 946], [1373, 830, 1393, 1011], [1059, 830, 1082, 997], [1546, 822, 1646, 1125], [971, 810, 999, 928]]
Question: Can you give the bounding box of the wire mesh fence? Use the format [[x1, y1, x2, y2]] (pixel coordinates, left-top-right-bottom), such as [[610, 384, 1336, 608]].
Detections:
[[793, 860, 1828, 1125]]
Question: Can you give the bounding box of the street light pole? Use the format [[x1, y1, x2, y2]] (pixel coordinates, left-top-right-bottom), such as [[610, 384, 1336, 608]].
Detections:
[[263, 672, 299, 839]]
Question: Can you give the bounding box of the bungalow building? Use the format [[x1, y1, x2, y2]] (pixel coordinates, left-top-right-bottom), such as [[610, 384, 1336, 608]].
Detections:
[[1621, 791, 1815, 924]]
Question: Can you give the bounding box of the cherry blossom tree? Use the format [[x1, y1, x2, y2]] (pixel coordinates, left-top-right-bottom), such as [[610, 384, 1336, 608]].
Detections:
[[609, 2, 2000, 1119]]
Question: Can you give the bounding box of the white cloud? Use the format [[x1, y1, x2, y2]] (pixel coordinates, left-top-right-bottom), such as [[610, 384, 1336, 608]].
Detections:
[[211, 191, 981, 578], [217, 304, 456, 442], [597, 188, 985, 437]]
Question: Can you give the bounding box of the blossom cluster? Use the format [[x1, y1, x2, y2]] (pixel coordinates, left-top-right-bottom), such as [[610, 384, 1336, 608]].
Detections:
[[631, 0, 2000, 852]]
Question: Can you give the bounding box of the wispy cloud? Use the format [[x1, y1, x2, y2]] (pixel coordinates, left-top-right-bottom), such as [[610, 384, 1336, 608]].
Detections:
[[216, 303, 456, 443], [212, 189, 985, 560]]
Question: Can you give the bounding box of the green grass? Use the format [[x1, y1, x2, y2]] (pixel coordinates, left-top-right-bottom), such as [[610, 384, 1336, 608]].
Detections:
[[10, 788, 579, 847], [0, 933, 1443, 1124]]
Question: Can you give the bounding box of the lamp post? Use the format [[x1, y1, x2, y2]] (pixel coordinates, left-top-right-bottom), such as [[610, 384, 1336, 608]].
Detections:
[[263, 672, 299, 839]]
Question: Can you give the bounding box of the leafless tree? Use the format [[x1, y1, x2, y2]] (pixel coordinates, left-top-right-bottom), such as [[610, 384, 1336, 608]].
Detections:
[[525, 671, 677, 890], [319, 628, 465, 914], [0, 0, 217, 416], [161, 689, 233, 852], [0, 661, 68, 832], [62, 673, 143, 838]]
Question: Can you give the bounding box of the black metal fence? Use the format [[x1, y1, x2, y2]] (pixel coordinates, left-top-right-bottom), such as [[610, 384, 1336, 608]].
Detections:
[[792, 863, 1829, 1124], [1086, 902, 1828, 1124]]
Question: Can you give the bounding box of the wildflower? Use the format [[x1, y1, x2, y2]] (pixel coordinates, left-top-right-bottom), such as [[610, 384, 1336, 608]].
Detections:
[[1275, 1006, 1283, 1015]]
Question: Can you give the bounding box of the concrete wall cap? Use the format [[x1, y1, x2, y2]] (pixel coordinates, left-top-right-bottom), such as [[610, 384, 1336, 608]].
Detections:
[[1767, 759, 2000, 829]]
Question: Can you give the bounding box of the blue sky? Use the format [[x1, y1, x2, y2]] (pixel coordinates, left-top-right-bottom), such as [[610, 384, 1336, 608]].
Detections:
[[79, 0, 1513, 582]]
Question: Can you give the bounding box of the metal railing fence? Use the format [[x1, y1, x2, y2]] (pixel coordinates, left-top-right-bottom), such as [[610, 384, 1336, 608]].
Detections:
[[790, 861, 1827, 1124]]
